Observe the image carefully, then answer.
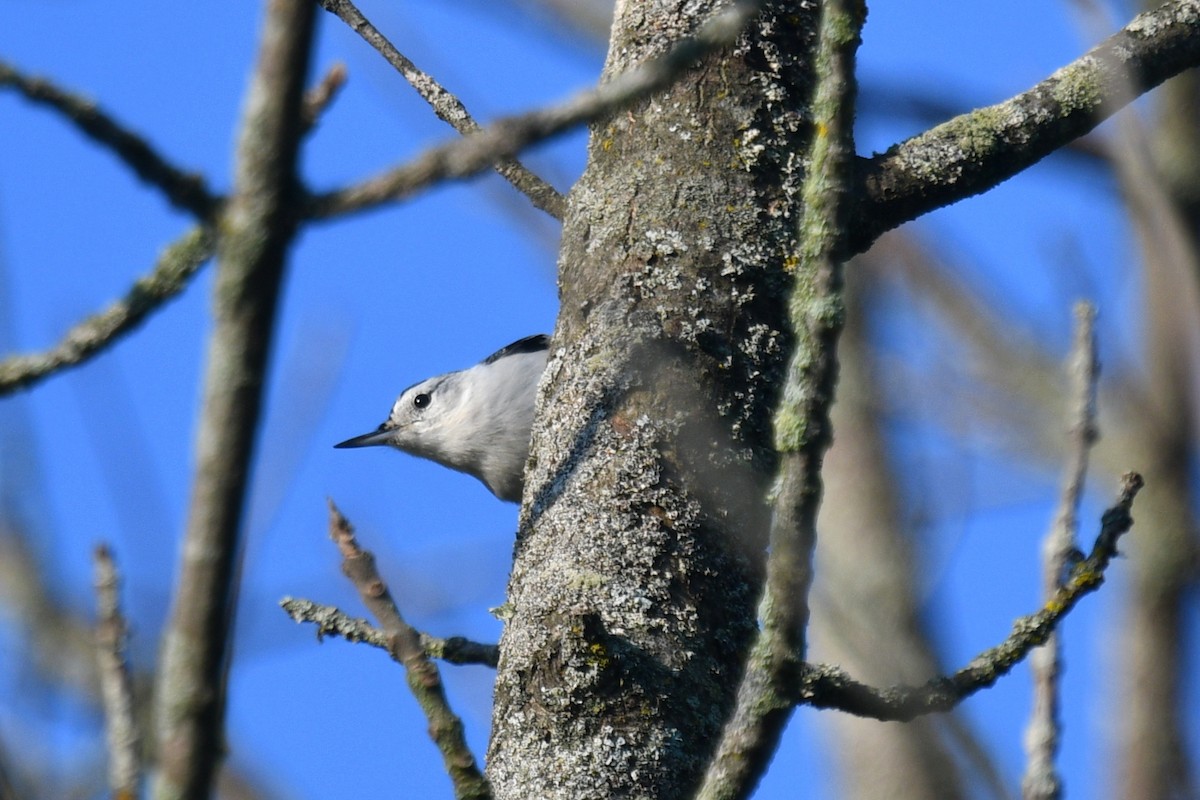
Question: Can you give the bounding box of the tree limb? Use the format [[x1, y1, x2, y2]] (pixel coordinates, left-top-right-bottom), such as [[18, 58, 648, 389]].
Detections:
[[304, 0, 765, 219], [280, 596, 500, 667], [851, 0, 1200, 253], [316, 0, 566, 219], [301, 62, 348, 134], [0, 60, 219, 219], [801, 472, 1143, 721], [326, 502, 491, 800], [151, 2, 317, 797], [0, 226, 216, 397]]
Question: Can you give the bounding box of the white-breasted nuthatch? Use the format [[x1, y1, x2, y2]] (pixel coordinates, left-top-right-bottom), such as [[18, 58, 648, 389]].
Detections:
[[335, 334, 550, 502]]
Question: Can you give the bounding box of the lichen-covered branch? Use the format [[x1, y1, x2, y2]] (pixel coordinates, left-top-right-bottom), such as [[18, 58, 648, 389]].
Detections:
[[852, 0, 1200, 252], [326, 503, 491, 800], [281, 596, 500, 667], [695, 2, 864, 797], [316, 0, 565, 219], [305, 0, 764, 219], [800, 472, 1143, 721], [0, 60, 218, 219], [151, 3, 316, 797], [0, 226, 215, 397]]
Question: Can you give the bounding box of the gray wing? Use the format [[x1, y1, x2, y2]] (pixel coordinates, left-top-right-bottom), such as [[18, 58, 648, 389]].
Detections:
[[482, 334, 550, 365]]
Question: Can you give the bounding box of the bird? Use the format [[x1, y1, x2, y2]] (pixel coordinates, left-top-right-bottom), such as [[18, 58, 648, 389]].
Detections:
[[335, 334, 550, 502]]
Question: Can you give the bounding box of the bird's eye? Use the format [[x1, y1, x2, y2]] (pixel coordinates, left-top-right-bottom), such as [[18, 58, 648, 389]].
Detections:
[[413, 392, 431, 409]]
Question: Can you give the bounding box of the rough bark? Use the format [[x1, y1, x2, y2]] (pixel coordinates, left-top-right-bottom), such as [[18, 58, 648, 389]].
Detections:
[[485, 1, 818, 797]]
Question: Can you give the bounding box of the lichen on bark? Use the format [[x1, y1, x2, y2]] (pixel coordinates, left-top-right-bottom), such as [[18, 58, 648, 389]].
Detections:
[[486, 2, 821, 798]]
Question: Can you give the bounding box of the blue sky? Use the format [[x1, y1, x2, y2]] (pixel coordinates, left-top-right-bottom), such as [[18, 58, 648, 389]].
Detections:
[[0, 1, 1189, 798]]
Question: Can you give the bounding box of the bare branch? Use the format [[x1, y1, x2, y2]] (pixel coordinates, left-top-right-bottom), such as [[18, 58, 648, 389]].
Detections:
[[696, 2, 864, 797], [0, 517, 280, 798], [92, 544, 141, 800], [0, 226, 216, 397], [151, 2, 317, 797], [0, 60, 219, 219], [301, 62, 348, 134], [420, 631, 500, 669], [280, 596, 500, 667], [801, 472, 1144, 721], [1022, 303, 1099, 800], [305, 0, 765, 219], [317, 0, 566, 220], [852, 0, 1200, 254], [326, 502, 491, 800]]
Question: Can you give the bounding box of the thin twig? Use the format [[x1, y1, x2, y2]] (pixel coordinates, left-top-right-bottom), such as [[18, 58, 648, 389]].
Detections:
[[800, 472, 1144, 720], [317, 0, 565, 220], [695, 1, 865, 797], [301, 62, 348, 134], [1022, 303, 1099, 800], [93, 544, 141, 800], [280, 596, 500, 667], [851, 0, 1200, 254], [0, 60, 219, 219], [151, 2, 318, 797], [0, 513, 276, 799], [327, 501, 491, 800], [0, 226, 216, 397], [305, 0, 765, 219]]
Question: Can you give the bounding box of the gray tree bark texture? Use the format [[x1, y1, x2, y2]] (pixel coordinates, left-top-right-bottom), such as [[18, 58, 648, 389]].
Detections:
[[486, 2, 818, 797]]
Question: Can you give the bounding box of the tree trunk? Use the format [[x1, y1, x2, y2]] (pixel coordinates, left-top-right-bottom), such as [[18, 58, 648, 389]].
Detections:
[[486, 2, 819, 797]]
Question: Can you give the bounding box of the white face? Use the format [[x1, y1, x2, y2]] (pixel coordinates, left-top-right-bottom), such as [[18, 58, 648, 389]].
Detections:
[[387, 376, 439, 437], [383, 373, 469, 460], [336, 342, 547, 501]]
